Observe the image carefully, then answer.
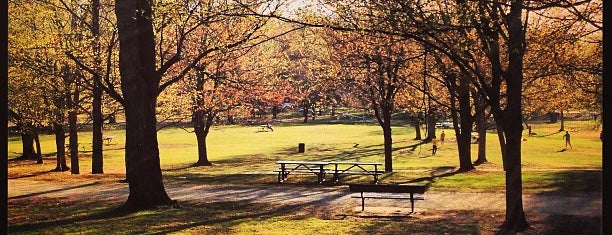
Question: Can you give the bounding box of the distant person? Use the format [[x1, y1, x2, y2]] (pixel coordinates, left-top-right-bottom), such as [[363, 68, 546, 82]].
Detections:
[[431, 138, 438, 155], [266, 123, 274, 132], [440, 131, 446, 142], [563, 131, 572, 149], [600, 131, 603, 142], [527, 125, 532, 137]]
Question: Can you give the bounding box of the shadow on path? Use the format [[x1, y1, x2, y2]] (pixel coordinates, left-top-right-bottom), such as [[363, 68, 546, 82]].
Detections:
[[9, 182, 101, 199]]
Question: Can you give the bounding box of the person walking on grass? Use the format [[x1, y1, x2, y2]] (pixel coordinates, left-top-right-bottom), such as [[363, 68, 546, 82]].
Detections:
[[266, 123, 274, 132], [432, 138, 438, 155], [563, 131, 572, 149]]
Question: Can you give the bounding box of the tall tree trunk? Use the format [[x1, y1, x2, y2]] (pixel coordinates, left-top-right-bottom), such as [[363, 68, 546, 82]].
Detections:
[[272, 106, 279, 119], [424, 109, 436, 141], [496, 1, 528, 232], [456, 75, 475, 172], [474, 107, 488, 165], [193, 110, 213, 166], [33, 129, 43, 164], [375, 105, 393, 172], [456, 116, 474, 172], [194, 128, 212, 166], [496, 112, 527, 233], [53, 123, 70, 171], [108, 113, 117, 124], [192, 70, 214, 167], [92, 81, 104, 174], [69, 74, 81, 174], [559, 110, 565, 132], [302, 102, 309, 123], [91, 0, 104, 174], [116, 0, 173, 211], [382, 122, 393, 173], [69, 109, 79, 174], [413, 122, 422, 140], [20, 133, 37, 160]]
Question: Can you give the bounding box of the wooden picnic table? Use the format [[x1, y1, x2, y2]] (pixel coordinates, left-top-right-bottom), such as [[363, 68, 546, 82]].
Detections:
[[103, 135, 114, 144], [329, 161, 384, 184], [275, 160, 329, 184], [274, 160, 384, 184]]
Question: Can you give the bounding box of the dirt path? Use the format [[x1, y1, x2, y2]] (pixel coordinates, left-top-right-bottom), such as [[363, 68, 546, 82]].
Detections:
[[8, 179, 601, 217]]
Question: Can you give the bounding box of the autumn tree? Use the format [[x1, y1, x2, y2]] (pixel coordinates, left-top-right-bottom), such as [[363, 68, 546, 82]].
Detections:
[[8, 0, 58, 163], [8, 0, 95, 172], [270, 27, 335, 123], [522, 2, 602, 131], [397, 86, 427, 140], [280, 0, 557, 232], [60, 0, 120, 174], [406, 2, 599, 230], [191, 55, 253, 165], [112, 0, 275, 210], [326, 31, 422, 172], [7, 76, 45, 163], [403, 1, 531, 231]]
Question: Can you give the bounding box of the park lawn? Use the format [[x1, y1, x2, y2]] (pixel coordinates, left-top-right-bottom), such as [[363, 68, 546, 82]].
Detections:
[[7, 120, 602, 234], [8, 121, 602, 191], [7, 188, 597, 235]]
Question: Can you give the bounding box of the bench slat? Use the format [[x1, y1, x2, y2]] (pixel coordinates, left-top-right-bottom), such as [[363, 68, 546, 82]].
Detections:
[[351, 194, 425, 200], [349, 184, 428, 194], [274, 170, 330, 173], [334, 171, 384, 175]]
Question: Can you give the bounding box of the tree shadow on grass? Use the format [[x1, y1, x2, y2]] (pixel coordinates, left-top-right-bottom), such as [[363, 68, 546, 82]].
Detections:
[[527, 170, 601, 197], [8, 198, 129, 233], [525, 213, 601, 235], [9, 182, 102, 199], [537, 130, 564, 138], [8, 153, 56, 163], [379, 166, 460, 188], [146, 190, 350, 234], [165, 173, 277, 185], [359, 210, 486, 234], [10, 184, 318, 234], [163, 154, 272, 172]]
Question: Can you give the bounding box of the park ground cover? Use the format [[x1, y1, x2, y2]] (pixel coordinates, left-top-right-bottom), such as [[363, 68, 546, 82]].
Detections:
[[7, 120, 602, 234]]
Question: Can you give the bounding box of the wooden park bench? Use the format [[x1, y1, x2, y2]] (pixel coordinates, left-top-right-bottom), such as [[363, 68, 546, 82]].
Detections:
[[349, 184, 428, 213]]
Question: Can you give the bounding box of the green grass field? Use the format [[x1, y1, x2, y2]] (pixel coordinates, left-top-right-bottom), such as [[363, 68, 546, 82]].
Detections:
[[7, 120, 602, 234], [8, 120, 602, 191]]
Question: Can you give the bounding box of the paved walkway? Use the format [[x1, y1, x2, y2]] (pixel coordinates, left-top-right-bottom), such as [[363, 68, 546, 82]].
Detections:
[[8, 179, 601, 217]]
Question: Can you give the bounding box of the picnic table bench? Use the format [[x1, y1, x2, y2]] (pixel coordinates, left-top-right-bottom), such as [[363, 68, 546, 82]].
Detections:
[[349, 184, 428, 213]]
